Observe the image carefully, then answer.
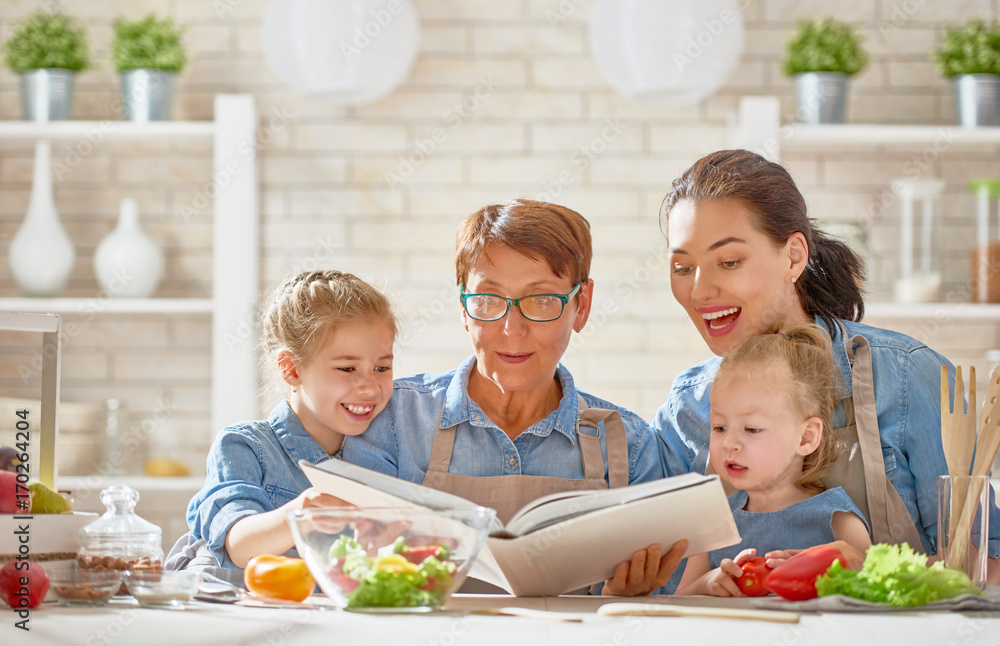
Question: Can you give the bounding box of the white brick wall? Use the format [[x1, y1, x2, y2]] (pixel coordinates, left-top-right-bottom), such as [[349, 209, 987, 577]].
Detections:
[[1, 0, 999, 491]]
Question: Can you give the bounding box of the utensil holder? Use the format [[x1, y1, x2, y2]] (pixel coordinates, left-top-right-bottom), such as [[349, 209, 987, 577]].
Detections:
[[938, 475, 990, 588]]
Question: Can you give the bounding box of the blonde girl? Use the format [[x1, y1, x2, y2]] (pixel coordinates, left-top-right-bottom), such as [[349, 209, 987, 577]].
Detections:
[[677, 323, 871, 597], [182, 270, 396, 577]]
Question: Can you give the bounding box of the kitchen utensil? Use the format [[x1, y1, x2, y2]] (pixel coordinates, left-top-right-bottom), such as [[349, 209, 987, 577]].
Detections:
[[947, 366, 999, 573], [971, 366, 1000, 478], [596, 602, 801, 623], [940, 366, 978, 550]]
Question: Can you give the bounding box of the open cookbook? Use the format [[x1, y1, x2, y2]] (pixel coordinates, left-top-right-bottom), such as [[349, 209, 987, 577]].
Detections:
[[301, 459, 741, 596]]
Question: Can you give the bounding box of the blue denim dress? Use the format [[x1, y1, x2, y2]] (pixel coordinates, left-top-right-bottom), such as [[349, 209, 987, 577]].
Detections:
[[709, 487, 869, 568]]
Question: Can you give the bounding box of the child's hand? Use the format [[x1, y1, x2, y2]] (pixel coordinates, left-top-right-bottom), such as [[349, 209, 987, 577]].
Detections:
[[703, 548, 756, 597], [295, 487, 350, 510], [602, 540, 687, 596], [765, 541, 866, 571]]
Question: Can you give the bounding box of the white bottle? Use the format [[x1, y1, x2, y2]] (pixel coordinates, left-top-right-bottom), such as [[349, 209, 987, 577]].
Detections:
[[93, 198, 164, 298], [8, 140, 76, 296]]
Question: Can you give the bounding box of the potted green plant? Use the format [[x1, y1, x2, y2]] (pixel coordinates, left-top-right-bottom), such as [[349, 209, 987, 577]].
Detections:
[[932, 18, 1000, 127], [2, 10, 90, 121], [783, 18, 870, 124], [110, 14, 187, 121]]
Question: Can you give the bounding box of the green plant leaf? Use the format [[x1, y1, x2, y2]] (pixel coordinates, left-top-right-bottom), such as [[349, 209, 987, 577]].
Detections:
[[931, 18, 1000, 77], [2, 10, 91, 72], [111, 14, 187, 73], [783, 18, 869, 76]]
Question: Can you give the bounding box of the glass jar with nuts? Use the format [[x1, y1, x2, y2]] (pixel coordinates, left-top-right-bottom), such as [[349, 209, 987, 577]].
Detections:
[[78, 485, 163, 594]]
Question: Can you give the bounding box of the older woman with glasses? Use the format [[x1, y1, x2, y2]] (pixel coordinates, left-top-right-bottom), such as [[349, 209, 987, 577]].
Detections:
[[343, 199, 685, 595]]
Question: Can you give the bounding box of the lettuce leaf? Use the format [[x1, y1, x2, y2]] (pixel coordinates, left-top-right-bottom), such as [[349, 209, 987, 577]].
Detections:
[[815, 543, 983, 607]]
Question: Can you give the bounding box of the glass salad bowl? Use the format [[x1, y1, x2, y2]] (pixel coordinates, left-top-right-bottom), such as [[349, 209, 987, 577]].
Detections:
[[286, 506, 495, 611]]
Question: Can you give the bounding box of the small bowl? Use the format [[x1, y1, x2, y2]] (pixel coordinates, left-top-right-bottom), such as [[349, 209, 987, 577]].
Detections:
[[286, 506, 495, 611], [124, 570, 201, 609], [47, 567, 123, 607]]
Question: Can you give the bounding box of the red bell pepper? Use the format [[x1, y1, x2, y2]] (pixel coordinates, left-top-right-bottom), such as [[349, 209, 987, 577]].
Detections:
[[736, 556, 772, 597], [764, 544, 846, 601]]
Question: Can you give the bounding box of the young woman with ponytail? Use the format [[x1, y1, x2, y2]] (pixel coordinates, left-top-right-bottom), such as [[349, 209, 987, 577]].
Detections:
[[652, 149, 1000, 587]]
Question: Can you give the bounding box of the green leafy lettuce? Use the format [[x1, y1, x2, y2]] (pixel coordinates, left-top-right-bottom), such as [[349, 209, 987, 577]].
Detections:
[[327, 535, 456, 608], [815, 543, 983, 607]]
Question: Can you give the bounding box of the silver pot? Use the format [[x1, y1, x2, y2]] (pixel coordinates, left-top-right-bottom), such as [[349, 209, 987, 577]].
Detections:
[[20, 69, 75, 121], [120, 69, 175, 121], [794, 72, 849, 124], [953, 74, 1000, 127]]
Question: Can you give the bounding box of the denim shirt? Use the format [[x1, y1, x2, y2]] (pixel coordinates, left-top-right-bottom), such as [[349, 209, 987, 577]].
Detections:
[[186, 400, 337, 569], [653, 317, 1000, 558], [342, 355, 663, 486]]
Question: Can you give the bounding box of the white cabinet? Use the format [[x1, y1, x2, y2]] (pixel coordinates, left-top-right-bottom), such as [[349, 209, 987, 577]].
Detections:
[[0, 95, 260, 466], [730, 96, 1000, 320]]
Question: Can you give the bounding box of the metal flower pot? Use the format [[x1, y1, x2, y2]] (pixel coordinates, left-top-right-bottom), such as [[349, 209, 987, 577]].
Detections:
[[20, 69, 75, 121], [120, 69, 175, 121], [794, 72, 849, 124], [953, 74, 1000, 127]]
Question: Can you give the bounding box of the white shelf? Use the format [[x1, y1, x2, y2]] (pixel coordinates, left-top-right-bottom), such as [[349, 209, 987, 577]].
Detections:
[[57, 475, 205, 492], [865, 301, 1000, 320], [0, 298, 213, 314], [782, 123, 1000, 148], [1, 95, 259, 447], [0, 120, 214, 141]]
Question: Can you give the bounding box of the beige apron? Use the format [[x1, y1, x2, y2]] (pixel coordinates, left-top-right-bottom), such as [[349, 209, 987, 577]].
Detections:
[[710, 323, 925, 551], [421, 395, 630, 525]]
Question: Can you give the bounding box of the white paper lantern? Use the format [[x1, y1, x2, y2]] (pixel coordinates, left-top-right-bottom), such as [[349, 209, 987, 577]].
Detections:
[[589, 0, 744, 104], [262, 0, 420, 106]]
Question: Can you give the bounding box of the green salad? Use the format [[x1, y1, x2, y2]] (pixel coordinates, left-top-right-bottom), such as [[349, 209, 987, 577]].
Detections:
[[327, 535, 457, 608], [815, 543, 983, 608]]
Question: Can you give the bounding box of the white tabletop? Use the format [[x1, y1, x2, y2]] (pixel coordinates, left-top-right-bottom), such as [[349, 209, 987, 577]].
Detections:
[[3, 594, 1000, 646]]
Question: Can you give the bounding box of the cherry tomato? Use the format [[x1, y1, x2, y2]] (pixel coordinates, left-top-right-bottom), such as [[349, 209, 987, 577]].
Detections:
[[736, 556, 772, 597], [764, 544, 845, 601], [0, 560, 49, 609]]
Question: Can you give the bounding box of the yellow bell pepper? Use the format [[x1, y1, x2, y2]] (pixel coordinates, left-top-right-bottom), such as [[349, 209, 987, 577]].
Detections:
[[371, 553, 419, 575], [244, 554, 315, 602]]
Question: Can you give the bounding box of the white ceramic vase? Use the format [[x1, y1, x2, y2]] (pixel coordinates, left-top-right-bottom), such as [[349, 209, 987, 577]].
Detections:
[[93, 198, 164, 298], [8, 141, 76, 297]]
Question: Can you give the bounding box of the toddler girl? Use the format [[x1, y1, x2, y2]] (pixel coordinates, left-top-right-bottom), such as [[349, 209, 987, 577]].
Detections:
[[677, 323, 871, 597], [182, 270, 396, 577]]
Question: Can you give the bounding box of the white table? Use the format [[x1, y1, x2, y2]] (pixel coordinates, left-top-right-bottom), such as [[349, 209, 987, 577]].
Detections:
[[3, 594, 1000, 646]]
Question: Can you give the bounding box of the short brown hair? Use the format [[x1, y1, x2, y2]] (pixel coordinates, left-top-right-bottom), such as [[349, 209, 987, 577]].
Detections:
[[454, 199, 592, 287], [714, 323, 842, 494], [261, 270, 397, 371]]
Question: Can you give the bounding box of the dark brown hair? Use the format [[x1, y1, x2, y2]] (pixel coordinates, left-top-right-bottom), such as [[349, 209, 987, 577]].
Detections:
[[714, 323, 842, 494], [454, 199, 591, 287], [661, 149, 865, 335]]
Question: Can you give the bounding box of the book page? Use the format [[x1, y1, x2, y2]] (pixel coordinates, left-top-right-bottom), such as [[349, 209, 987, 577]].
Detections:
[[301, 460, 504, 534], [481, 475, 740, 596], [503, 472, 710, 536]]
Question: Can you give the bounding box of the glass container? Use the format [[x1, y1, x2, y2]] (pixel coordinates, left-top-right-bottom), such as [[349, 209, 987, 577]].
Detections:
[[77, 485, 163, 592]]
